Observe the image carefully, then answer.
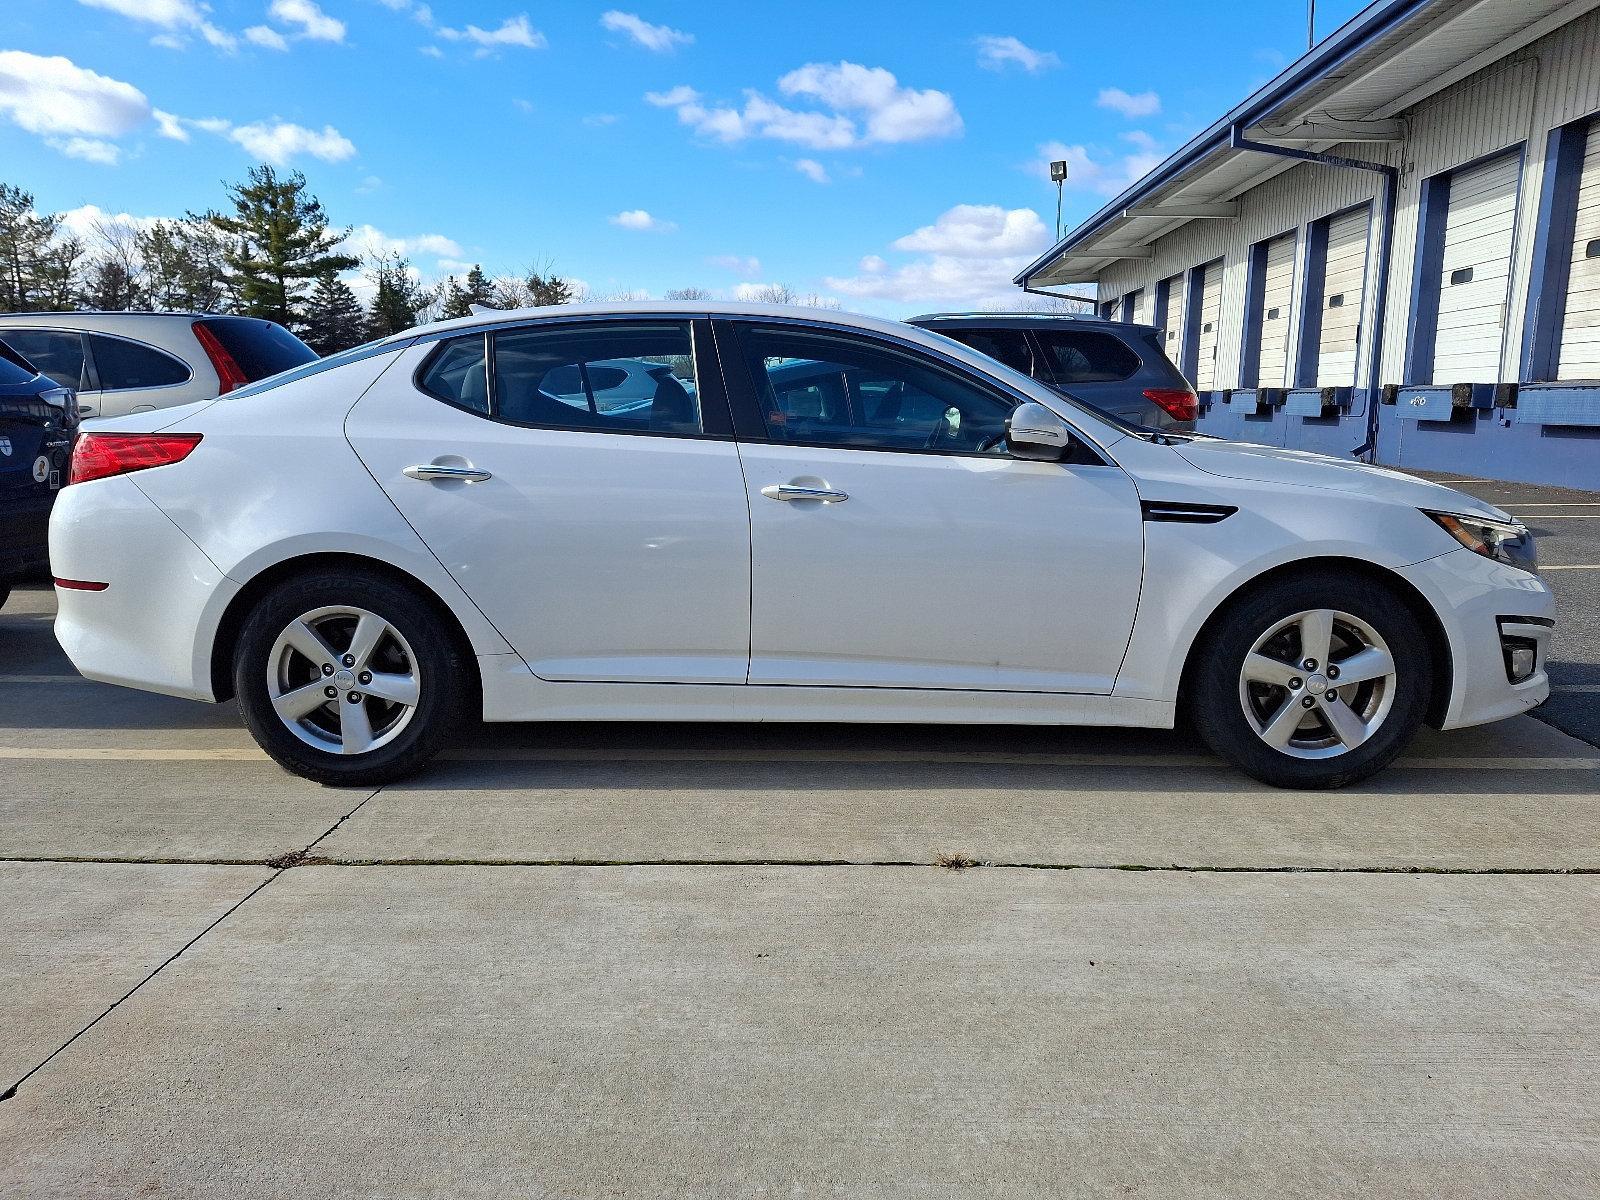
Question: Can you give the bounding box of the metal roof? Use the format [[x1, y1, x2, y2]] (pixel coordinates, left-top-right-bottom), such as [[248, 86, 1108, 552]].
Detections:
[[1017, 0, 1600, 288]]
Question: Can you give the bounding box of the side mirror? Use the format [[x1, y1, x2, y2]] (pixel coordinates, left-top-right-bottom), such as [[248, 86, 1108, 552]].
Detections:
[[1004, 401, 1072, 461]]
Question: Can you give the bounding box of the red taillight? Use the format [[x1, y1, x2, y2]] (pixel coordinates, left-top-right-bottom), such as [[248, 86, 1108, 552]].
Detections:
[[68, 433, 202, 486], [54, 578, 108, 591], [192, 321, 248, 394], [1143, 388, 1198, 423]]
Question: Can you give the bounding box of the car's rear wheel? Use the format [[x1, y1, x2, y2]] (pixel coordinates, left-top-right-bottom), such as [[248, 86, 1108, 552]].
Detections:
[[234, 570, 468, 785], [1188, 572, 1433, 789]]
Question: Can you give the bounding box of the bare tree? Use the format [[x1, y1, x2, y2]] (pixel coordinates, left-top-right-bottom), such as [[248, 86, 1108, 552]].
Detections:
[[663, 286, 712, 300], [741, 283, 841, 310], [78, 217, 146, 310]]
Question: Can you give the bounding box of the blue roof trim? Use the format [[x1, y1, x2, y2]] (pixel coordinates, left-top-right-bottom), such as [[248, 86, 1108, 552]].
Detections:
[[1015, 0, 1438, 286]]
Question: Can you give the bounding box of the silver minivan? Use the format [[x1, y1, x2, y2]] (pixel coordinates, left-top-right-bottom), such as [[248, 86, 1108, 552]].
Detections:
[[0, 312, 317, 419]]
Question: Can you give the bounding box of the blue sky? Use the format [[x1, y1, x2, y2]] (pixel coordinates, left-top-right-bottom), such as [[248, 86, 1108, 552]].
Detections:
[[1, 0, 1369, 315]]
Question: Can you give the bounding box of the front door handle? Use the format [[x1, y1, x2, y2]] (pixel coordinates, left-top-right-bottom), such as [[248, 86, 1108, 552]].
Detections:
[[403, 463, 493, 483], [760, 484, 848, 503]]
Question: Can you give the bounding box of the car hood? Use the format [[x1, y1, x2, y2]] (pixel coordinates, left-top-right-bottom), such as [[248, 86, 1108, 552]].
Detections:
[[1171, 438, 1512, 521]]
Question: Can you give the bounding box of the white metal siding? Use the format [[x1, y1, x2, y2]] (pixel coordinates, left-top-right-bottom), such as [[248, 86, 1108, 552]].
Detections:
[[1194, 264, 1224, 389], [1256, 233, 1297, 388], [1159, 274, 1185, 363], [1318, 208, 1371, 387], [1431, 151, 1521, 384], [1132, 288, 1150, 325], [1557, 120, 1600, 379]]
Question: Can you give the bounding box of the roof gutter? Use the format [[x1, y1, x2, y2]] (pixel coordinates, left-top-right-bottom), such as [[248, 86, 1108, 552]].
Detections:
[[1014, 0, 1436, 286], [1227, 124, 1400, 462]]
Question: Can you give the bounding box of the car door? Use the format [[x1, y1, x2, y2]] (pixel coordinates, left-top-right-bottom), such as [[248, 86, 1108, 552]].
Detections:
[[345, 317, 753, 685], [722, 319, 1144, 693]]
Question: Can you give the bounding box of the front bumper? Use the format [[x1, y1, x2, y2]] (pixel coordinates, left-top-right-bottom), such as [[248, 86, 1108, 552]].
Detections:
[[1398, 548, 1555, 730]]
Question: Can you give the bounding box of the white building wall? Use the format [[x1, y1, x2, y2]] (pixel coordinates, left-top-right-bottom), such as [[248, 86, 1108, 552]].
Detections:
[[1095, 6, 1600, 393]]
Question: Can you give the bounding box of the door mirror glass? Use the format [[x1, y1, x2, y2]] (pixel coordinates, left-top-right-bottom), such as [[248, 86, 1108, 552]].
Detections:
[[1005, 401, 1072, 461]]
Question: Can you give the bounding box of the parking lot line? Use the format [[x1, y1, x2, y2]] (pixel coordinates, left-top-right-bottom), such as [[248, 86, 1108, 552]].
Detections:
[[1540, 564, 1600, 570]]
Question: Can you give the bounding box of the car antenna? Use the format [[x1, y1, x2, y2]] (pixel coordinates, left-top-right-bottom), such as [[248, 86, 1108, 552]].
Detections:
[[467, 303, 501, 315]]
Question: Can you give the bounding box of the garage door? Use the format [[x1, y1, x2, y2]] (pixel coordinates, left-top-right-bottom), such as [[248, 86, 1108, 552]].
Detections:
[[1194, 262, 1224, 390], [1318, 207, 1370, 387], [1159, 273, 1185, 363], [1131, 289, 1150, 325], [1255, 232, 1296, 388], [1558, 120, 1600, 379], [1432, 151, 1520, 384]]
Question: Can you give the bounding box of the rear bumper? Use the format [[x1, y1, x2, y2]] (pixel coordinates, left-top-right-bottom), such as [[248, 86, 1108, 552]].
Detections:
[[49, 475, 236, 700], [1398, 549, 1555, 730]]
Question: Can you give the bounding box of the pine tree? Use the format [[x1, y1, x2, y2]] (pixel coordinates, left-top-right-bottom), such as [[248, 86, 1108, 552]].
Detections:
[[364, 252, 437, 339], [301, 270, 367, 355], [439, 263, 499, 320], [0, 183, 64, 312], [203, 165, 358, 330], [139, 218, 234, 312]]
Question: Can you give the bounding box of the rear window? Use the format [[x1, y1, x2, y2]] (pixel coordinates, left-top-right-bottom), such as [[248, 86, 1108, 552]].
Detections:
[[88, 334, 190, 390], [942, 329, 1037, 377], [0, 338, 39, 387], [0, 329, 87, 390], [193, 318, 318, 381], [1034, 330, 1140, 385]]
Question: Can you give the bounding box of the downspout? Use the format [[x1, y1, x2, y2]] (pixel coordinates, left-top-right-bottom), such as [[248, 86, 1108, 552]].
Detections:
[[1228, 124, 1400, 460]]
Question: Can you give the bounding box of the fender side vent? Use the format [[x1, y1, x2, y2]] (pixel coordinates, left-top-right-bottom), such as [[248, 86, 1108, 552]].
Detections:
[[1141, 500, 1238, 524]]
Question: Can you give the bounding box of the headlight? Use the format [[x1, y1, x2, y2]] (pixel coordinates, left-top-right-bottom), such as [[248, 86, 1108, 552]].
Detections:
[[1423, 510, 1537, 573]]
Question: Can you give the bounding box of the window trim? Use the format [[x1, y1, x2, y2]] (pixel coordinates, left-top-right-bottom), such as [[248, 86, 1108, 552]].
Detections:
[[413, 316, 735, 441], [716, 316, 1110, 465]]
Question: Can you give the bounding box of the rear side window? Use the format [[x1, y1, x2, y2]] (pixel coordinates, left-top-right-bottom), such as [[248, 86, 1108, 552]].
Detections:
[[1034, 330, 1140, 384], [0, 338, 39, 387], [0, 329, 88, 390], [193, 318, 317, 381], [942, 329, 1037, 378], [87, 334, 190, 390]]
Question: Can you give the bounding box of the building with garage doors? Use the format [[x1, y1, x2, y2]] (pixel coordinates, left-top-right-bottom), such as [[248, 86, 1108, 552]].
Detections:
[[1015, 0, 1600, 489]]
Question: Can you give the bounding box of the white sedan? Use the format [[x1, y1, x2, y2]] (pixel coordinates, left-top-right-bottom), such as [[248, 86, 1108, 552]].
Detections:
[[48, 302, 1554, 789]]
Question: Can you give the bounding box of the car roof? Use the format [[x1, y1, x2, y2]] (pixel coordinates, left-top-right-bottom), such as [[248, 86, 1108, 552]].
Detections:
[[390, 300, 952, 347], [905, 312, 1159, 334], [0, 311, 227, 322]]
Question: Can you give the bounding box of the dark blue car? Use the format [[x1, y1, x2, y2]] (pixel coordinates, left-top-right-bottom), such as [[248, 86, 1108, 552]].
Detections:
[[0, 337, 77, 609]]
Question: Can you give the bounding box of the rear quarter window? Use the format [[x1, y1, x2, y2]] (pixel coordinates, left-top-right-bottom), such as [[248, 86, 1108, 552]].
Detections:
[[88, 334, 191, 390], [1035, 330, 1141, 384]]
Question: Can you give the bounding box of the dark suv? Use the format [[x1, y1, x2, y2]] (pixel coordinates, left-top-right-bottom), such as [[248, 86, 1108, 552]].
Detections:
[[0, 337, 76, 609], [905, 313, 1196, 431]]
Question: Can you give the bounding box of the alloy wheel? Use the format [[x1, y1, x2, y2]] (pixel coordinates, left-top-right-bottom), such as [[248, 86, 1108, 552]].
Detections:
[[1236, 608, 1398, 760], [266, 605, 421, 755]]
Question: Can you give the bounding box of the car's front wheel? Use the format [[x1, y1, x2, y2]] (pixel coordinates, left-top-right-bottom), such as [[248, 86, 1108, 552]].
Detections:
[[1188, 571, 1434, 789], [234, 569, 469, 786]]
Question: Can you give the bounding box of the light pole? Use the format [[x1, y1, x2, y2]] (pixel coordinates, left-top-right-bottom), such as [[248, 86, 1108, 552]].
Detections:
[[1050, 159, 1068, 240]]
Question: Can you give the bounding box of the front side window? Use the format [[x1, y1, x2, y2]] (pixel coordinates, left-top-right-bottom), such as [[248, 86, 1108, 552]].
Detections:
[[1034, 330, 1140, 385], [87, 334, 190, 390], [492, 321, 700, 435], [0, 329, 88, 390], [738, 324, 1017, 453]]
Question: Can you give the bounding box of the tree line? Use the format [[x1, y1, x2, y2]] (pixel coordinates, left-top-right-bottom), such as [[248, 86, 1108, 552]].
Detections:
[[0, 166, 577, 356]]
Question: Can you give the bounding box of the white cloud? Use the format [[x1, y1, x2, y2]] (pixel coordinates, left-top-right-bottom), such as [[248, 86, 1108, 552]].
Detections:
[[343, 224, 464, 261], [1033, 139, 1163, 198], [419, 44, 443, 58], [794, 158, 830, 184], [610, 209, 676, 232], [1096, 87, 1161, 119], [975, 35, 1059, 73], [0, 51, 150, 140], [822, 203, 1051, 310], [57, 203, 164, 242], [152, 108, 189, 140], [436, 15, 546, 54], [49, 136, 122, 165], [244, 25, 290, 50], [645, 61, 960, 150], [709, 254, 761, 277], [582, 113, 620, 127], [150, 33, 186, 50], [75, 0, 235, 50], [600, 11, 693, 52], [229, 120, 357, 164], [269, 0, 345, 41]]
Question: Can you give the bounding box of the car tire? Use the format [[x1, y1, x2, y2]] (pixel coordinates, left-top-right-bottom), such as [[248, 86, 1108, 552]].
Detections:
[[234, 569, 470, 786], [1188, 570, 1433, 789]]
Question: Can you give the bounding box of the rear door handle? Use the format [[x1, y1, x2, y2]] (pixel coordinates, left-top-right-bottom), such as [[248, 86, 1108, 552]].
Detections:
[[403, 463, 493, 483], [760, 484, 848, 503]]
